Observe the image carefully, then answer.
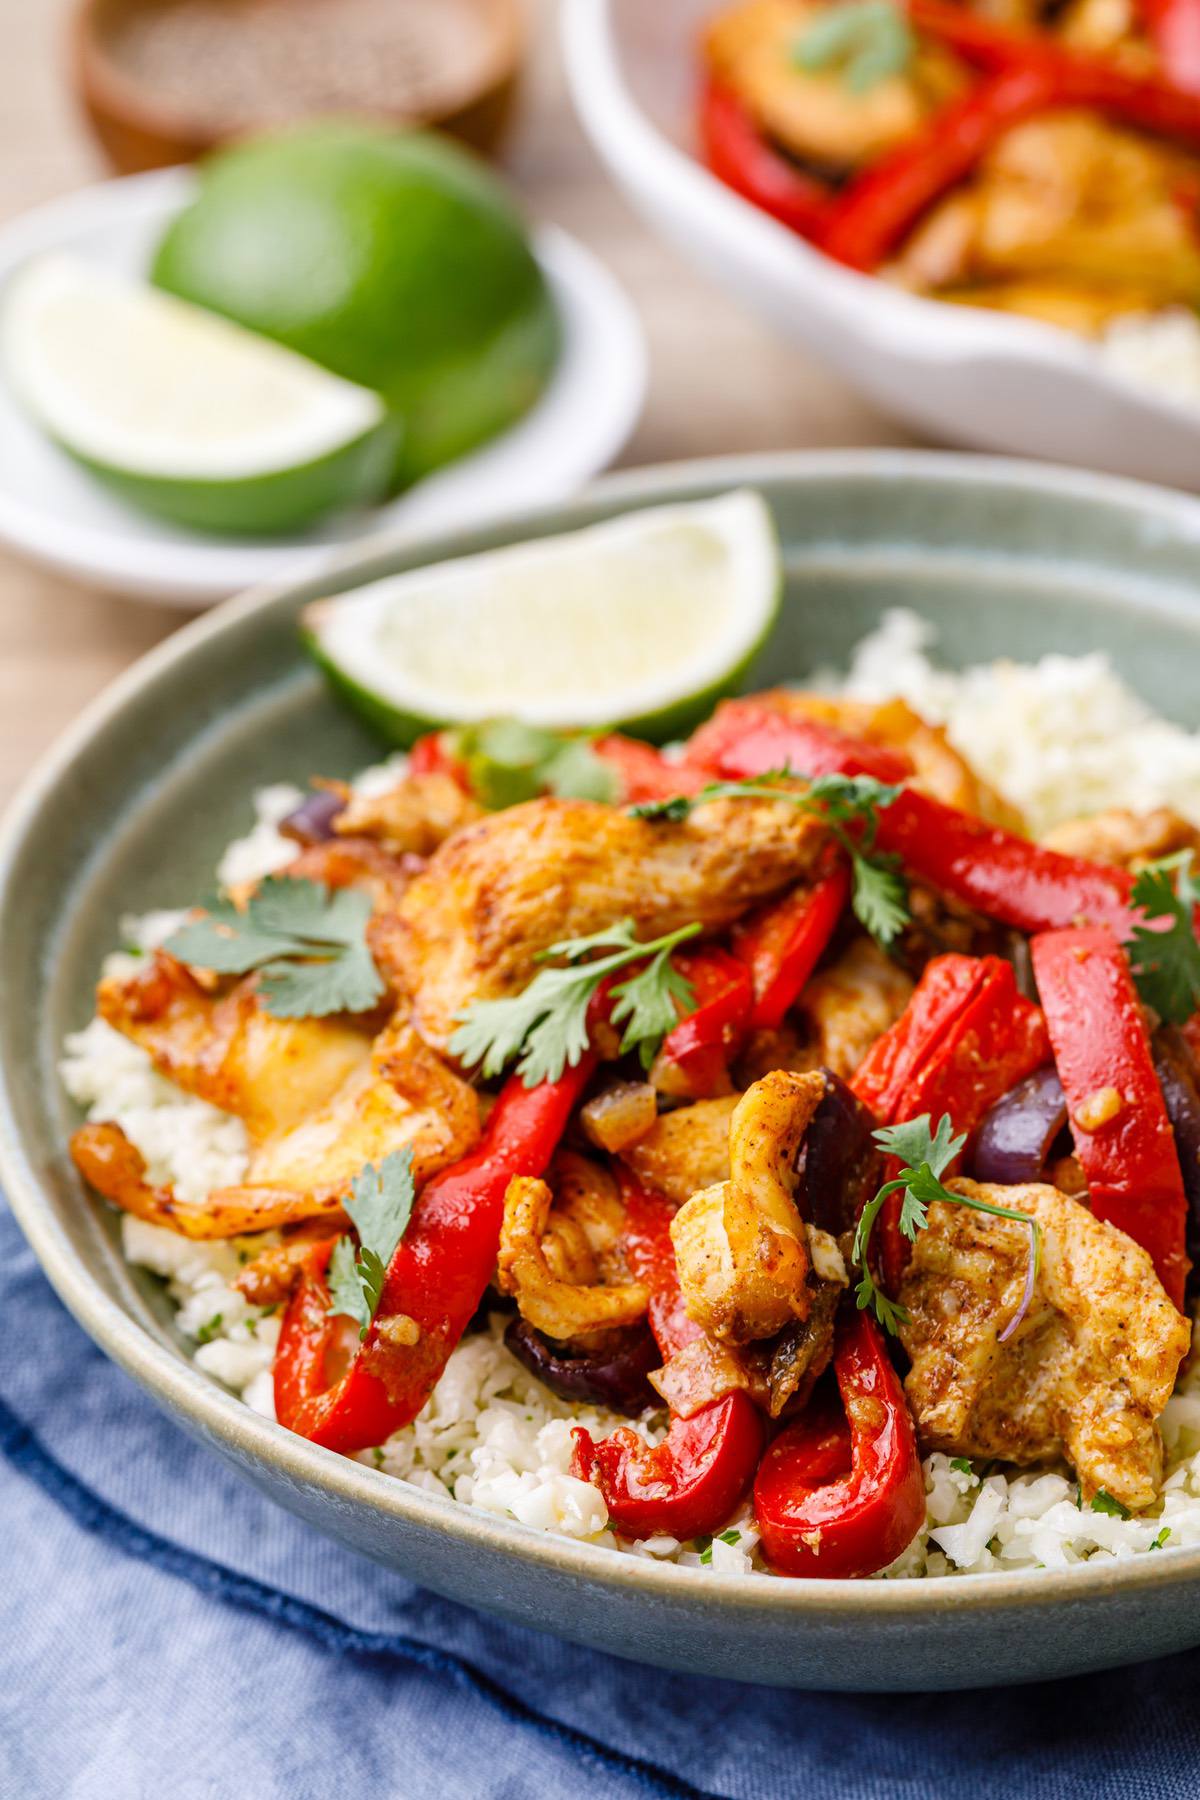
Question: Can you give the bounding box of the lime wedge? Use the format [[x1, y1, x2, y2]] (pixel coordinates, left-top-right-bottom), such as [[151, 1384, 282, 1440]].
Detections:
[[303, 490, 781, 743], [2, 254, 396, 534]]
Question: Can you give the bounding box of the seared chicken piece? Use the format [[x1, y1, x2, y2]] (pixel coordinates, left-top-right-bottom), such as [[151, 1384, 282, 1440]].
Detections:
[[98, 953, 372, 1142], [1041, 807, 1200, 871], [671, 1070, 830, 1344], [798, 937, 914, 1077], [236, 1019, 479, 1194], [899, 1180, 1190, 1510], [617, 1096, 739, 1206], [889, 112, 1200, 327], [497, 1165, 648, 1342], [394, 795, 828, 1052], [71, 1122, 351, 1239], [335, 772, 483, 857], [704, 0, 964, 172], [72, 1019, 480, 1239]]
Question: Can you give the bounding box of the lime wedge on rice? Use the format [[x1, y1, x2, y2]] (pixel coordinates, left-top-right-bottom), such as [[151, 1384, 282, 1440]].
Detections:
[[302, 490, 781, 744], [1, 254, 396, 534]]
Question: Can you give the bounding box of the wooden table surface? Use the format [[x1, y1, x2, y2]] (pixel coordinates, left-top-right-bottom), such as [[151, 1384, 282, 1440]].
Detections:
[[0, 0, 914, 806]]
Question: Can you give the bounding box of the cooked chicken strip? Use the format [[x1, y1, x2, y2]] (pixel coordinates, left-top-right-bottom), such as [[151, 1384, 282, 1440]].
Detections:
[[1041, 806, 1200, 871], [394, 795, 828, 1052], [671, 1070, 828, 1344], [798, 937, 914, 1078], [71, 1122, 352, 1240], [617, 1097, 739, 1206], [898, 1180, 1190, 1510], [497, 1172, 648, 1342], [72, 1018, 479, 1239], [98, 953, 372, 1141], [335, 772, 483, 857]]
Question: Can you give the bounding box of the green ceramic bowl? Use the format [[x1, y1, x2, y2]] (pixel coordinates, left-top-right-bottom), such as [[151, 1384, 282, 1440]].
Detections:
[[6, 450, 1200, 1692]]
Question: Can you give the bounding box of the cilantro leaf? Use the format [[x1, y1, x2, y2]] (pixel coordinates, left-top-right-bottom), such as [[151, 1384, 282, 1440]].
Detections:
[[1090, 1489, 1131, 1519], [630, 770, 910, 949], [853, 1113, 1041, 1340], [793, 0, 916, 92], [452, 720, 619, 810], [1151, 1526, 1171, 1549], [449, 918, 703, 1086], [327, 1150, 416, 1340], [875, 1114, 966, 1181], [949, 1458, 975, 1476], [164, 876, 384, 1020], [1129, 851, 1200, 1023]]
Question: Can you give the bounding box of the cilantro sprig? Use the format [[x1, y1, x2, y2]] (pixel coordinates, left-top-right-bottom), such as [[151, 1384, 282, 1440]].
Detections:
[[793, 0, 917, 92], [164, 876, 384, 1020], [1128, 851, 1200, 1024], [853, 1113, 1043, 1342], [327, 1150, 416, 1340], [631, 770, 909, 948], [448, 918, 701, 1087], [451, 720, 618, 810]]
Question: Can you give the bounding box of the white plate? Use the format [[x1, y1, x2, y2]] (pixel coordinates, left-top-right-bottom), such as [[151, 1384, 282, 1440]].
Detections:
[[562, 0, 1200, 489], [0, 166, 646, 606]]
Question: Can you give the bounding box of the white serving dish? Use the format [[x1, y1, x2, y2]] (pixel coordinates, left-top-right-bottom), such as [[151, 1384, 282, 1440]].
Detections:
[[0, 166, 646, 607], [562, 0, 1200, 488]]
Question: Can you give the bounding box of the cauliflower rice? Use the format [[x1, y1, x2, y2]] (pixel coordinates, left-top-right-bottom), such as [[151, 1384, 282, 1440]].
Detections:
[[60, 616, 1200, 1580]]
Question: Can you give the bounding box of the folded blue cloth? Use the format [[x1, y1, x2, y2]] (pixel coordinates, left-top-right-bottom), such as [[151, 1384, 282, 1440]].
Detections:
[[3, 1197, 1199, 1800]]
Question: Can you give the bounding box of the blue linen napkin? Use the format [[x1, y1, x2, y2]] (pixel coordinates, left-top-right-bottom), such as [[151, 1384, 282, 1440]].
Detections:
[[4, 1198, 1200, 1800]]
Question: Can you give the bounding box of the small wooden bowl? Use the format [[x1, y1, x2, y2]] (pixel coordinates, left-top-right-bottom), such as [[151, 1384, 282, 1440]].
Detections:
[[71, 0, 525, 173]]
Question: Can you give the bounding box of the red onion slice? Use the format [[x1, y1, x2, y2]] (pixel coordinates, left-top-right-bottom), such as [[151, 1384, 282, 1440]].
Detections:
[[504, 1318, 659, 1415], [972, 1066, 1066, 1186]]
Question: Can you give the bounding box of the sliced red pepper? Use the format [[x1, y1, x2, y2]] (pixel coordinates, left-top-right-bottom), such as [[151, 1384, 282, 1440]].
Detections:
[[754, 1309, 925, 1578], [872, 787, 1136, 938], [572, 1177, 765, 1541], [591, 735, 707, 807], [819, 63, 1065, 270], [685, 697, 913, 785], [657, 947, 753, 1095], [853, 954, 1049, 1288], [699, 77, 832, 238], [408, 730, 471, 788], [1141, 0, 1200, 96], [1031, 927, 1189, 1307], [732, 858, 852, 1030], [275, 1060, 593, 1453], [689, 706, 1138, 938]]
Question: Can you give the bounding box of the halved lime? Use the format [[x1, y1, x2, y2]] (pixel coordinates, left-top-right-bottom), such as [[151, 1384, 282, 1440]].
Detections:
[[303, 490, 781, 744], [2, 254, 396, 534], [151, 124, 560, 488]]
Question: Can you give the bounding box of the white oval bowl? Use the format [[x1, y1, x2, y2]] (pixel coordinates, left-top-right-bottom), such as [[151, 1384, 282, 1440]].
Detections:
[[562, 0, 1200, 488]]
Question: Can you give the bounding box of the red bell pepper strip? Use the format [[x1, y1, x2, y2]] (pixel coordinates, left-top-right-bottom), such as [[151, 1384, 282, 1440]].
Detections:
[[732, 858, 852, 1030], [572, 1177, 765, 1541], [819, 63, 1064, 271], [1031, 927, 1190, 1307], [275, 1060, 593, 1453], [754, 1308, 925, 1577], [408, 730, 471, 788], [657, 947, 753, 1095], [1141, 0, 1200, 97], [691, 706, 1138, 937], [872, 787, 1137, 938], [591, 734, 707, 807], [853, 954, 1049, 1288], [685, 697, 913, 785], [699, 78, 832, 238]]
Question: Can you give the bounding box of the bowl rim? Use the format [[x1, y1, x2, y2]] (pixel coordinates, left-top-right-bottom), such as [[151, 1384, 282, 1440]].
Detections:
[[560, 0, 1200, 440], [7, 444, 1200, 1618], [70, 0, 525, 150]]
